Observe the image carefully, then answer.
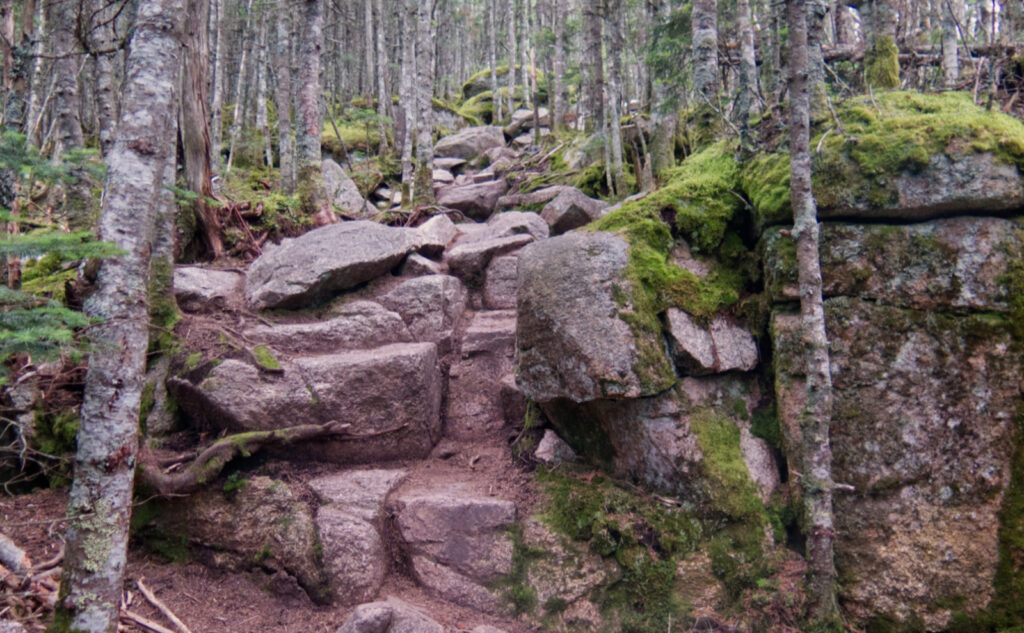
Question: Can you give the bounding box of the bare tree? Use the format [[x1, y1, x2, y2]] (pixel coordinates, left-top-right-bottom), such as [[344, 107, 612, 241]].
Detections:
[[649, 0, 676, 175], [255, 13, 273, 167], [735, 0, 758, 147], [275, 1, 296, 191], [226, 0, 256, 172], [375, 0, 389, 155], [692, 0, 718, 105], [399, 0, 416, 199], [296, 0, 335, 224], [413, 0, 435, 205], [551, 0, 565, 132], [50, 0, 185, 628], [488, 0, 502, 122], [583, 0, 603, 134], [606, 0, 626, 196], [506, 0, 517, 119], [787, 0, 840, 626], [209, 0, 226, 164]]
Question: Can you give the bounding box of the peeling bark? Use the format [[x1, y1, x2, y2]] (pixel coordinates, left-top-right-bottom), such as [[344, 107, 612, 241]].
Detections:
[[51, 0, 184, 630]]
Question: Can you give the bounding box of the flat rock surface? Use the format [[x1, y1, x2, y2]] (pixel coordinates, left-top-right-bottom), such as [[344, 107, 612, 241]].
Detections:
[[433, 126, 506, 160], [308, 469, 408, 522], [173, 266, 244, 312], [244, 301, 412, 354]]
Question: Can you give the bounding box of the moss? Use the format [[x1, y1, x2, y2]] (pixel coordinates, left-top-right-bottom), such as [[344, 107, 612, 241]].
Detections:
[[865, 36, 901, 89], [690, 409, 765, 522], [184, 352, 203, 371], [456, 91, 494, 125], [32, 410, 79, 478], [139, 381, 156, 432], [743, 91, 1024, 227], [148, 256, 180, 354], [750, 403, 782, 450], [493, 524, 544, 615], [251, 345, 281, 371]]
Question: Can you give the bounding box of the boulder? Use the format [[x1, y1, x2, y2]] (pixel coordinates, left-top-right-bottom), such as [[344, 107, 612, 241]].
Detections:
[[245, 221, 420, 310], [168, 343, 442, 463], [447, 311, 521, 438], [310, 469, 407, 605], [504, 108, 550, 137], [446, 234, 533, 285], [541, 189, 609, 235], [433, 126, 506, 160], [773, 299, 1021, 629], [540, 375, 777, 506], [516, 232, 674, 403], [392, 485, 516, 612], [664, 309, 758, 375], [155, 477, 328, 603], [378, 275, 468, 354], [434, 157, 466, 171], [173, 267, 244, 312], [483, 253, 518, 309], [763, 217, 1024, 311], [336, 598, 443, 633], [243, 301, 412, 354], [414, 214, 458, 258], [484, 211, 550, 242], [432, 169, 454, 184], [496, 185, 573, 210], [534, 430, 577, 465], [322, 158, 371, 218], [436, 179, 509, 221], [400, 254, 442, 276]]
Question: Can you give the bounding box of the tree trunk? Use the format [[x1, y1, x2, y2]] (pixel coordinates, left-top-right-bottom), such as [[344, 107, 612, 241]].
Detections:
[[649, 0, 676, 175], [226, 0, 256, 172], [583, 0, 603, 134], [551, 0, 565, 132], [520, 0, 531, 110], [864, 0, 901, 88], [296, 0, 334, 224], [606, 0, 626, 197], [0, 0, 12, 123], [209, 0, 225, 165], [276, 2, 296, 191], [506, 0, 516, 119], [399, 0, 416, 200], [255, 13, 273, 168], [50, 0, 84, 159], [488, 0, 502, 123], [364, 0, 374, 97], [691, 0, 718, 104], [735, 0, 757, 147], [48, 0, 184, 629], [942, 0, 961, 87], [375, 0, 389, 155], [786, 0, 840, 626], [180, 0, 223, 259], [86, 0, 122, 156], [23, 0, 46, 145], [413, 0, 435, 206]]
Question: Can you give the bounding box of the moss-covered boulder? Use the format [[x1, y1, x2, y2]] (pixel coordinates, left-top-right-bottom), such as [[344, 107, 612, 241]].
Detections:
[[744, 91, 1024, 227], [461, 65, 546, 101]]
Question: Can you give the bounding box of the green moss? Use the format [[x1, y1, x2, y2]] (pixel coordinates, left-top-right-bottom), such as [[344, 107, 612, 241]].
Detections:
[[184, 352, 203, 371], [139, 381, 156, 432], [148, 256, 180, 355], [493, 524, 544, 615], [865, 36, 901, 89], [743, 91, 1024, 227], [33, 410, 79, 459], [750, 403, 782, 450], [251, 345, 281, 371], [456, 91, 494, 125], [690, 410, 765, 522]]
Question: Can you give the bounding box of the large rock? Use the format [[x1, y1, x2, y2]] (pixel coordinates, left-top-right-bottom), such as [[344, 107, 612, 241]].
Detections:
[[243, 301, 412, 354], [483, 253, 518, 309], [664, 309, 758, 375], [762, 217, 1024, 310], [517, 232, 674, 403], [446, 234, 533, 285], [336, 598, 443, 633], [773, 299, 1020, 629], [379, 275, 468, 354], [540, 375, 778, 507], [173, 267, 244, 312], [436, 179, 509, 221], [434, 126, 506, 160], [415, 214, 458, 258], [447, 311, 522, 438], [504, 107, 550, 137], [168, 343, 442, 463], [154, 477, 328, 603], [496, 185, 574, 211], [392, 485, 516, 612], [310, 470, 407, 605], [483, 211, 549, 242], [246, 221, 420, 310], [323, 158, 373, 218], [541, 189, 608, 235]]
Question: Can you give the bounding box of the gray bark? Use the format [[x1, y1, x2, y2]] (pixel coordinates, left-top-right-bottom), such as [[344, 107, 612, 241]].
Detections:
[[520, 0, 531, 110], [255, 14, 273, 167], [583, 0, 603, 134], [24, 0, 47, 146], [942, 0, 962, 87], [50, 0, 84, 158], [606, 0, 625, 197], [86, 0, 122, 156], [226, 0, 256, 172], [374, 0, 389, 154], [650, 0, 675, 175], [364, 0, 374, 96], [691, 0, 718, 104], [275, 2, 296, 191], [551, 0, 564, 132], [52, 0, 184, 629], [506, 0, 516, 119], [735, 0, 757, 146], [787, 0, 839, 625], [296, 0, 332, 221], [209, 0, 225, 164], [399, 0, 415, 197], [489, 0, 502, 123], [413, 0, 435, 205]]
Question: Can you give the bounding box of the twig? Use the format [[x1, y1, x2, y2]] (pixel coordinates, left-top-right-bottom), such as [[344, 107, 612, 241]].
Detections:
[[136, 578, 194, 633], [121, 609, 178, 633]]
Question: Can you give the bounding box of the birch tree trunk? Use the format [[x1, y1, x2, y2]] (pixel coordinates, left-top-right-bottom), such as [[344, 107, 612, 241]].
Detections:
[[649, 0, 676, 175], [276, 2, 296, 191], [786, 0, 840, 625], [583, 0, 603, 134], [413, 0, 435, 206], [942, 0, 962, 87], [255, 14, 273, 167], [209, 0, 225, 165], [606, 0, 626, 197], [226, 0, 256, 172], [296, 0, 334, 223], [520, 0, 531, 110], [51, 0, 84, 159], [374, 0, 389, 155], [506, 0, 516, 120], [691, 0, 718, 105], [735, 0, 757, 146], [24, 0, 46, 145], [181, 0, 223, 259], [551, 0, 564, 132], [399, 0, 416, 200], [85, 0, 122, 156], [364, 0, 374, 97], [49, 0, 184, 629], [488, 0, 502, 123]]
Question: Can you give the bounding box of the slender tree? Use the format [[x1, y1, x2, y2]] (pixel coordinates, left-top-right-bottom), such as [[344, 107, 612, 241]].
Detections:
[[209, 0, 226, 163], [551, 0, 565, 132], [399, 0, 416, 198], [48, 0, 184, 628], [488, 0, 502, 122], [296, 0, 335, 223], [691, 0, 718, 105], [606, 0, 626, 196], [255, 13, 273, 167], [649, 0, 676, 175], [787, 0, 840, 626], [86, 0, 122, 156], [275, 0, 296, 191], [506, 0, 517, 119], [226, 0, 256, 171], [735, 0, 758, 148], [374, 0, 389, 155], [583, 0, 604, 134], [413, 0, 435, 205]]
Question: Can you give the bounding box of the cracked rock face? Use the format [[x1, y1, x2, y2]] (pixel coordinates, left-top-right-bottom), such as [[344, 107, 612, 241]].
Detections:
[[665, 309, 758, 375]]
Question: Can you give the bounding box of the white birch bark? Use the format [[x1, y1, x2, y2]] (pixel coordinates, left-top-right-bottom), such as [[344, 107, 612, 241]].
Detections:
[[551, 0, 564, 132], [209, 0, 225, 164], [255, 13, 273, 167], [606, 0, 625, 197], [52, 0, 184, 629], [374, 0, 389, 154], [506, 0, 516, 120], [226, 0, 256, 172], [735, 0, 758, 145], [399, 0, 416, 196], [489, 0, 502, 123], [364, 0, 374, 97], [413, 0, 435, 205], [942, 0, 962, 87]]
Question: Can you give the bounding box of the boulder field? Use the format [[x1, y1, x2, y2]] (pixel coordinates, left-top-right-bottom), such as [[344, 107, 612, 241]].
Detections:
[[149, 94, 1024, 633]]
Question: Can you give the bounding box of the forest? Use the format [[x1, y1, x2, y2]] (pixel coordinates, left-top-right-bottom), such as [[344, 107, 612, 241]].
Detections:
[[1, 0, 1024, 632]]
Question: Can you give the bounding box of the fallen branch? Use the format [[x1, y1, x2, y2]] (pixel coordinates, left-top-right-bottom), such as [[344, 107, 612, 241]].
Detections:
[[121, 609, 178, 633], [137, 422, 408, 496], [137, 578, 193, 633], [0, 533, 31, 573]]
